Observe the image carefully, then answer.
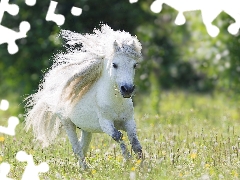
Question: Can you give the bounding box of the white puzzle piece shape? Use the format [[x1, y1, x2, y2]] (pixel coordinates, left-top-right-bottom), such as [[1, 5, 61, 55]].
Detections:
[[0, 116, 19, 136], [0, 0, 31, 54], [0, 21, 30, 54], [0, 162, 13, 180], [150, 0, 240, 37], [46, 0, 65, 26], [25, 0, 37, 7], [0, 99, 9, 111], [0, 0, 19, 22], [16, 151, 49, 180], [71, 6, 82, 16]]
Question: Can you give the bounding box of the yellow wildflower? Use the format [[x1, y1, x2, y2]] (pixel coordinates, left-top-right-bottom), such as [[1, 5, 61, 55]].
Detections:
[[205, 164, 210, 168], [232, 170, 238, 177], [91, 169, 96, 174], [136, 159, 142, 165], [131, 167, 135, 171], [0, 136, 5, 142], [29, 149, 35, 155], [0, 156, 2, 161], [190, 153, 197, 159], [116, 156, 123, 162]]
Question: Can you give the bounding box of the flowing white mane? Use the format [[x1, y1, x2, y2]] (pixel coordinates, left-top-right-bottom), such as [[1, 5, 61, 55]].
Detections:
[[61, 24, 142, 60], [24, 24, 142, 147]]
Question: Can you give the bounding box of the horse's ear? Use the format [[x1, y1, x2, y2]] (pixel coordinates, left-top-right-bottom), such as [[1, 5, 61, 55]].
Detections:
[[114, 40, 120, 52], [132, 40, 137, 51], [132, 40, 142, 53]]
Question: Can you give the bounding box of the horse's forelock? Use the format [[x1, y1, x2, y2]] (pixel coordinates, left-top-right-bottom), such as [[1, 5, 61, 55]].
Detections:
[[113, 40, 142, 60]]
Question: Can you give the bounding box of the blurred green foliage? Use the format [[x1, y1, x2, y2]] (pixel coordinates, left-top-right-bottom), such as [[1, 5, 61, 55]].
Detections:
[[0, 0, 240, 115]]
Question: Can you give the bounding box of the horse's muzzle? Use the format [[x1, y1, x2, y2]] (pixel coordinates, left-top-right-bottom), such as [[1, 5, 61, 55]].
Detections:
[[120, 84, 135, 98]]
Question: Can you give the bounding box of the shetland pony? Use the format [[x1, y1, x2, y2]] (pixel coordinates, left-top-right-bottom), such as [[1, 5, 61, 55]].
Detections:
[[25, 24, 143, 169]]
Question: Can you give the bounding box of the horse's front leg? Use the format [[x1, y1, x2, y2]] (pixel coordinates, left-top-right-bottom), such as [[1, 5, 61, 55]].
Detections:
[[99, 119, 131, 159], [123, 120, 142, 159]]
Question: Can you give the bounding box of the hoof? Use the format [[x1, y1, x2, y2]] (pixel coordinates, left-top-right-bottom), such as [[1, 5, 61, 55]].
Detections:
[[123, 152, 132, 160], [79, 159, 91, 170], [137, 151, 143, 159], [119, 140, 131, 160]]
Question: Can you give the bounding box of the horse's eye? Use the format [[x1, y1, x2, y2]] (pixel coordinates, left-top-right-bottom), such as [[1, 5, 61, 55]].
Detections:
[[133, 63, 138, 69], [112, 63, 118, 68]]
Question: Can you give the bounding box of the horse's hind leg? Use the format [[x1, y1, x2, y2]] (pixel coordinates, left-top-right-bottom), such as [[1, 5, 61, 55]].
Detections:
[[79, 130, 92, 163], [61, 119, 89, 169]]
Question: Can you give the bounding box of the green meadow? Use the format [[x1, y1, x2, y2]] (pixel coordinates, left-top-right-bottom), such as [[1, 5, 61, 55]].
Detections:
[[1, 1, 240, 180], [1, 91, 240, 179]]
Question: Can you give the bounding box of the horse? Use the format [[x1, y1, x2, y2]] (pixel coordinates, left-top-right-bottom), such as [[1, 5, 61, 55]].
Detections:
[[150, 0, 240, 37], [24, 24, 143, 169]]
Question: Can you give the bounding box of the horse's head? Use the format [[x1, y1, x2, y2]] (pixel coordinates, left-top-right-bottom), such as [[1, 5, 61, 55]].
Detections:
[[109, 40, 140, 98]]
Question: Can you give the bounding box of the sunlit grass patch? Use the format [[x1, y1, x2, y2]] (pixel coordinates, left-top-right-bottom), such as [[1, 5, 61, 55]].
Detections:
[[1, 91, 240, 179]]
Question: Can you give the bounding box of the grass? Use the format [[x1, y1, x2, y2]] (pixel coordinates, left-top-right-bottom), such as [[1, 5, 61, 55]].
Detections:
[[1, 91, 240, 179]]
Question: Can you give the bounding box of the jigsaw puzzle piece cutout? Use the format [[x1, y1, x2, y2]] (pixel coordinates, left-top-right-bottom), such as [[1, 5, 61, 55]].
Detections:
[[0, 21, 30, 54], [201, 7, 222, 37], [16, 151, 49, 180], [151, 0, 240, 37], [0, 162, 13, 180], [0, 0, 31, 54], [222, 0, 240, 35], [46, 0, 65, 26], [0, 116, 19, 136], [150, 0, 222, 37], [228, 21, 240, 35], [0, 99, 9, 111], [25, 0, 37, 6], [0, 0, 19, 18], [129, 0, 138, 3], [71, 6, 82, 16], [151, 0, 201, 25], [175, 12, 186, 25], [150, 0, 163, 13]]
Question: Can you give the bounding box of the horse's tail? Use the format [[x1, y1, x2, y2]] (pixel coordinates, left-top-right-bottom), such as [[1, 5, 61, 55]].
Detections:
[[24, 94, 63, 148]]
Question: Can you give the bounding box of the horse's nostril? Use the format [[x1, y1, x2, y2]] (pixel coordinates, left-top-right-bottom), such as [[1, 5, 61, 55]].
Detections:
[[121, 85, 135, 93], [121, 86, 127, 92]]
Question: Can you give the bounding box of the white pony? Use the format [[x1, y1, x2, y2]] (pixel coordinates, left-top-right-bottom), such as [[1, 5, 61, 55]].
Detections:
[[24, 24, 143, 169]]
